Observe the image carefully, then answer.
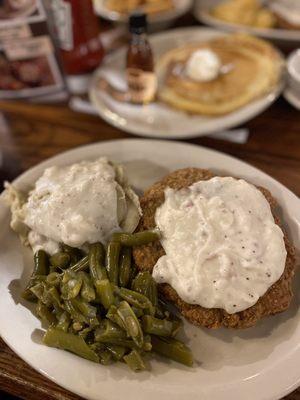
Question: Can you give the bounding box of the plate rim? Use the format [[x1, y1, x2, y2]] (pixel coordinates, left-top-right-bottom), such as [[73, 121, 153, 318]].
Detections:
[[89, 26, 285, 139], [1, 138, 300, 400], [93, 0, 193, 23], [194, 7, 300, 42]]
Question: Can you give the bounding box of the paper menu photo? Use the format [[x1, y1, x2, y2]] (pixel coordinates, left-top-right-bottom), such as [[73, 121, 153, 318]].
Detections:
[[0, 0, 66, 100]]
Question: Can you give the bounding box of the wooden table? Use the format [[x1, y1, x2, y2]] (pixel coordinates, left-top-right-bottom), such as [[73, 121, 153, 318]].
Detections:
[[0, 96, 299, 400]]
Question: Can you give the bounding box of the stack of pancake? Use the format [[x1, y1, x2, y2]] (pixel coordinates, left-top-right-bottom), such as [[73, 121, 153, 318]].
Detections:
[[156, 34, 283, 116]]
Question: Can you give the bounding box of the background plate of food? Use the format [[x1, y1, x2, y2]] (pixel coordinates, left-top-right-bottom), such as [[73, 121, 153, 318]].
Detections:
[[1, 139, 300, 400], [93, 0, 193, 30], [89, 27, 284, 139], [194, 0, 300, 44]]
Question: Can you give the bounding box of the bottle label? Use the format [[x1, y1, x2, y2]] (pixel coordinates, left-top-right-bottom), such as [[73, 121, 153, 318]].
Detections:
[[50, 0, 73, 51], [126, 68, 157, 104]]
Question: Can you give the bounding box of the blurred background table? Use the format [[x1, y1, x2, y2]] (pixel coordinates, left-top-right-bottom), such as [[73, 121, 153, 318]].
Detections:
[[0, 96, 299, 400]]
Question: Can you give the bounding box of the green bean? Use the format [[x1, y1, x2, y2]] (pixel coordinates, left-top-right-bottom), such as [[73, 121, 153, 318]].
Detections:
[[64, 299, 87, 324], [94, 335, 150, 352], [30, 282, 50, 306], [119, 247, 132, 288], [73, 321, 84, 331], [71, 298, 97, 320], [56, 311, 71, 332], [78, 326, 94, 340], [50, 252, 70, 269], [78, 272, 96, 302], [61, 271, 83, 300], [22, 275, 46, 302], [95, 279, 115, 310], [61, 245, 83, 266], [95, 319, 126, 342], [47, 286, 63, 309], [106, 241, 121, 285], [106, 305, 127, 330], [129, 264, 137, 286], [143, 335, 152, 352], [89, 243, 107, 282], [34, 250, 49, 275], [169, 318, 183, 337], [151, 336, 193, 367], [111, 230, 160, 247], [131, 306, 144, 318], [142, 315, 174, 337], [69, 255, 89, 273], [36, 301, 57, 326], [22, 250, 49, 300], [114, 287, 155, 315], [105, 344, 127, 361], [43, 327, 99, 363], [123, 349, 147, 372], [98, 349, 113, 365], [116, 301, 143, 348], [46, 272, 62, 288], [131, 272, 158, 307]]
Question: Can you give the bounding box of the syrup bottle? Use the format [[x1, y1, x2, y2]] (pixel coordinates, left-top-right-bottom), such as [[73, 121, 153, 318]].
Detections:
[[126, 12, 157, 104]]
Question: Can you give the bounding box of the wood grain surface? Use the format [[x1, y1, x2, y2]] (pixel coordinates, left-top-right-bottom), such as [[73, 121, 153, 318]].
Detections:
[[0, 41, 300, 400]]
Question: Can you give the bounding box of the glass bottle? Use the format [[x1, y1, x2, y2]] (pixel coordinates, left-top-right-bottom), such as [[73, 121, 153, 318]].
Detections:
[[126, 12, 157, 104], [51, 0, 104, 75]]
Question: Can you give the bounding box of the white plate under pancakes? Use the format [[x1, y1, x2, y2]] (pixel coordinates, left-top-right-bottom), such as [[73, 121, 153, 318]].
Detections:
[[1, 139, 300, 400], [194, 0, 300, 44], [89, 28, 284, 139]]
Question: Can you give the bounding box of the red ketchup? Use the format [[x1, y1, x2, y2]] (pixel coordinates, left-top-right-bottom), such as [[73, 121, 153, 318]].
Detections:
[[52, 0, 104, 75]]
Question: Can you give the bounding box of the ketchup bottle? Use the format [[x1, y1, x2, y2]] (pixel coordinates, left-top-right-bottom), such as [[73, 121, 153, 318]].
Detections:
[[51, 0, 104, 75]]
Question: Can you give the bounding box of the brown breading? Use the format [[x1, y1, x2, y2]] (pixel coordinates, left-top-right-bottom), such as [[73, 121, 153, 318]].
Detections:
[[133, 168, 296, 329]]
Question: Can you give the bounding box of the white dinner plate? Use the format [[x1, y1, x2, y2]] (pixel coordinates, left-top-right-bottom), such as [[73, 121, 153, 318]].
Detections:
[[93, 0, 192, 30], [89, 27, 284, 139], [1, 139, 300, 400], [194, 0, 300, 44]]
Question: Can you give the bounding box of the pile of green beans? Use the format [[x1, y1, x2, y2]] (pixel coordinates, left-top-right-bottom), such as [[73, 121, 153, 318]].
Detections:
[[23, 230, 193, 371]]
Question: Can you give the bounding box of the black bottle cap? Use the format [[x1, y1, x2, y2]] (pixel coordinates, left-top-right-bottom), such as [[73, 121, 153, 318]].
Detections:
[[129, 12, 148, 34]]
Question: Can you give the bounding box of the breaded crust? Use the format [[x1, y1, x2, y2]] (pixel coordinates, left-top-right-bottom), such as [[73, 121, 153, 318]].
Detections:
[[133, 168, 296, 329]]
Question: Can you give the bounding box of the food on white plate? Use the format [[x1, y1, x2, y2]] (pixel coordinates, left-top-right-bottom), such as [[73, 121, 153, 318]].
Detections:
[[5, 158, 141, 254], [133, 168, 296, 329], [210, 0, 276, 28], [104, 0, 174, 15], [5, 158, 193, 371], [156, 33, 283, 116], [270, 0, 300, 30]]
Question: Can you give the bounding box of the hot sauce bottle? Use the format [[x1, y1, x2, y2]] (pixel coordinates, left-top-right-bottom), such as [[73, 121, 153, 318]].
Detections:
[[126, 13, 157, 104], [51, 0, 104, 75]]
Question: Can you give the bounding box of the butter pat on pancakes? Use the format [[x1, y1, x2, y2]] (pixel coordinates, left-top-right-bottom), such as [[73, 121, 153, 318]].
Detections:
[[152, 177, 287, 314], [24, 158, 120, 252], [185, 49, 221, 82]]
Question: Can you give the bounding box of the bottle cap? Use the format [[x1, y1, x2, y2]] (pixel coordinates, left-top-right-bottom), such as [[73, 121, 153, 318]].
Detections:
[[129, 12, 148, 34]]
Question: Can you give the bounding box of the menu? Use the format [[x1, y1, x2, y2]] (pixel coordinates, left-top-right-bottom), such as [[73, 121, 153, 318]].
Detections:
[[0, 0, 66, 99]]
